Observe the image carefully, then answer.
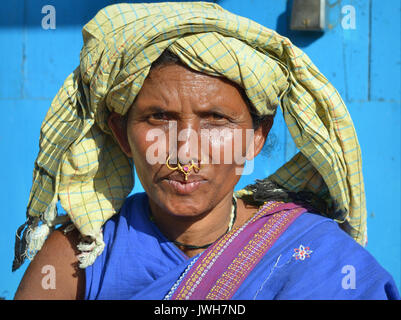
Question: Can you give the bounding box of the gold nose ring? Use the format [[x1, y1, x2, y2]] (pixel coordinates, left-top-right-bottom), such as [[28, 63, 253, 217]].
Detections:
[[166, 155, 200, 181]]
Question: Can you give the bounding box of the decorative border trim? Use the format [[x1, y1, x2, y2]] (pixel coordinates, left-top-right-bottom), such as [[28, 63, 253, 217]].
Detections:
[[168, 201, 306, 300]]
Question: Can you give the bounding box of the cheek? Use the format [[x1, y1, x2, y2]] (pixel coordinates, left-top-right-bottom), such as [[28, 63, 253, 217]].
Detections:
[[128, 125, 160, 169], [200, 128, 252, 165]]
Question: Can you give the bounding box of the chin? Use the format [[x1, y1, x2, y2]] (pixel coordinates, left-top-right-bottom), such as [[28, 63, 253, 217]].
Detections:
[[166, 194, 207, 217], [152, 189, 210, 218]]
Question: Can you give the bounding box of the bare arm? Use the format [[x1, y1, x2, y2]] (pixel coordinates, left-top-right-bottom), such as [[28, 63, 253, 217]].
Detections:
[[14, 225, 85, 300]]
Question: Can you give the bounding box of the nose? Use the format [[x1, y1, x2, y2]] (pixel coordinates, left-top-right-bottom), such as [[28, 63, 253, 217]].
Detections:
[[175, 119, 200, 165]]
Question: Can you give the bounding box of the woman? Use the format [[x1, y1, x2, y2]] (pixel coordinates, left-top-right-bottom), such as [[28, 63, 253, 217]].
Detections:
[[13, 2, 399, 300]]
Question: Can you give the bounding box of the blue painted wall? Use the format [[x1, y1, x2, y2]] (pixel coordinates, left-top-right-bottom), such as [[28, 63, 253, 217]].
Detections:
[[0, 0, 399, 299]]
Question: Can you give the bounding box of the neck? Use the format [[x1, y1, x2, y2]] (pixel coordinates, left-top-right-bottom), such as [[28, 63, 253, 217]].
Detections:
[[148, 192, 235, 257]]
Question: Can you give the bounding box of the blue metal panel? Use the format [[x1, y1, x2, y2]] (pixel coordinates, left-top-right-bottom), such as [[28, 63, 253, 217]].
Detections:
[[340, 0, 370, 102], [370, 0, 401, 101], [0, 0, 25, 99], [0, 0, 399, 299], [0, 99, 50, 299], [23, 0, 115, 99], [349, 101, 401, 291]]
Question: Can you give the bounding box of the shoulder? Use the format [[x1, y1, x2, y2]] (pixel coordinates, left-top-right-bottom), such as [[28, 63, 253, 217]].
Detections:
[[275, 212, 400, 299], [14, 224, 85, 300], [289, 212, 360, 248], [289, 212, 381, 272]]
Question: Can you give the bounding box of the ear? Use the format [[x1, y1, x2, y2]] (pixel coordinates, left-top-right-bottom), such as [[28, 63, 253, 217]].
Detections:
[[246, 117, 273, 160], [108, 112, 133, 158]]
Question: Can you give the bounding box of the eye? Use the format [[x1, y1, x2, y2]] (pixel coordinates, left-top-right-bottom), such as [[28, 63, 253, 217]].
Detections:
[[151, 112, 168, 120], [146, 111, 171, 123], [203, 112, 228, 122], [211, 113, 225, 120], [200, 112, 232, 128]]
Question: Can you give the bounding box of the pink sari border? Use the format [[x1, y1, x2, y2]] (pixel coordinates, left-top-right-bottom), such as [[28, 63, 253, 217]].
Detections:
[[169, 201, 308, 300]]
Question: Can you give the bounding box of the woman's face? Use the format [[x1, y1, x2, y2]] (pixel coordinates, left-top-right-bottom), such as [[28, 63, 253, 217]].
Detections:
[[110, 63, 268, 218]]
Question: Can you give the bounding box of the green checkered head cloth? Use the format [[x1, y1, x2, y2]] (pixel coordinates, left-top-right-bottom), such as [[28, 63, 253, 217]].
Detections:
[[13, 2, 366, 271]]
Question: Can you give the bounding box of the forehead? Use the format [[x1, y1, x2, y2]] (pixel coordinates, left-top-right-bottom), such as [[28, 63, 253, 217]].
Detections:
[[134, 63, 249, 112]]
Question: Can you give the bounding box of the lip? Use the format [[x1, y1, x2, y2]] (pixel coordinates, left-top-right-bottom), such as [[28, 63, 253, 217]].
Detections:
[[163, 176, 207, 194]]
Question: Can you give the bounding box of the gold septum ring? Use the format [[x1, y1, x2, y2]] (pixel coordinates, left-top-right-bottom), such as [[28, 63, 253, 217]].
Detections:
[[166, 155, 200, 181]]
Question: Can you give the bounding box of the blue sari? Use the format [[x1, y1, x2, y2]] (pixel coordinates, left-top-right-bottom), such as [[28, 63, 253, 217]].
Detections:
[[85, 193, 400, 300]]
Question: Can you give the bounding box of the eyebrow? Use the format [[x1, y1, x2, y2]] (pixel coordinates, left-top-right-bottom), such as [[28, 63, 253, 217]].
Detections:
[[137, 106, 181, 120], [134, 105, 174, 114], [198, 106, 239, 117], [143, 106, 168, 113], [134, 104, 239, 119]]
